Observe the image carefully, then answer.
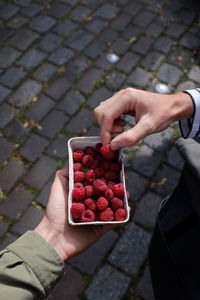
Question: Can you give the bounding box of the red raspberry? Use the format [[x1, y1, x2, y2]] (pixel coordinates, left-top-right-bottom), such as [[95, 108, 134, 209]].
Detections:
[[82, 154, 94, 167], [96, 154, 104, 162], [90, 159, 99, 170], [96, 143, 102, 153], [73, 163, 83, 171], [101, 159, 111, 170], [95, 167, 104, 178], [84, 198, 96, 212], [83, 181, 90, 186], [73, 150, 84, 162], [74, 171, 85, 182], [111, 197, 123, 210], [72, 187, 85, 202], [84, 146, 96, 157], [107, 181, 115, 189], [74, 182, 84, 188], [85, 185, 94, 197], [113, 183, 124, 198], [71, 203, 85, 219], [85, 169, 96, 183], [93, 179, 108, 195], [81, 210, 95, 222], [96, 196, 109, 211], [100, 144, 116, 159], [110, 162, 121, 172], [104, 170, 118, 181], [114, 208, 126, 221], [105, 189, 114, 200], [99, 207, 114, 221], [99, 177, 106, 183]]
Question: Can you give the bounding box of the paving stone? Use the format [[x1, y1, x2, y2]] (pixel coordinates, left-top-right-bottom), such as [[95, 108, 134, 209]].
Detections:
[[48, 266, 85, 300], [8, 80, 42, 108], [128, 68, 152, 87], [23, 155, 57, 190], [25, 94, 54, 122], [140, 51, 164, 71], [157, 63, 182, 85], [96, 3, 119, 19], [112, 12, 131, 31], [166, 22, 186, 38], [168, 46, 194, 70], [14, 0, 32, 6], [106, 71, 126, 90], [87, 87, 112, 109], [166, 146, 184, 170], [70, 231, 118, 274], [108, 223, 151, 275], [126, 170, 149, 203], [84, 40, 106, 59], [95, 55, 113, 71], [71, 5, 91, 22], [48, 47, 74, 66], [135, 267, 155, 300], [134, 192, 162, 228], [39, 33, 62, 52], [121, 24, 142, 39], [153, 36, 174, 53], [62, 0, 79, 5], [85, 17, 107, 34], [0, 159, 25, 192], [0, 47, 20, 68], [0, 186, 33, 220], [77, 68, 104, 94], [152, 164, 181, 197], [57, 90, 84, 115], [111, 38, 130, 54], [122, 1, 142, 16], [65, 56, 89, 80], [86, 126, 100, 136], [37, 178, 53, 207], [144, 128, 174, 152], [32, 63, 57, 82], [8, 29, 39, 50], [20, 134, 49, 162], [0, 233, 17, 250], [133, 10, 155, 27], [0, 4, 19, 20], [30, 16, 56, 33], [99, 28, 119, 43], [66, 109, 94, 134], [133, 36, 153, 54], [18, 48, 46, 70], [146, 23, 164, 38], [188, 66, 200, 83], [0, 66, 26, 88], [175, 81, 196, 93], [4, 120, 30, 141], [85, 265, 131, 300], [0, 85, 10, 103], [11, 206, 44, 235], [45, 78, 70, 100], [46, 135, 68, 159], [0, 220, 9, 238], [53, 20, 77, 37], [116, 52, 140, 73], [0, 27, 15, 43], [178, 9, 196, 25], [21, 3, 42, 17], [156, 9, 173, 26], [0, 138, 15, 163], [48, 3, 70, 18], [180, 32, 200, 50], [65, 29, 93, 51]]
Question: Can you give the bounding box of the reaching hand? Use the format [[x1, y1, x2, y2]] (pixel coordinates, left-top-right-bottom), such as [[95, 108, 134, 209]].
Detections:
[[94, 88, 193, 150], [34, 169, 113, 261]]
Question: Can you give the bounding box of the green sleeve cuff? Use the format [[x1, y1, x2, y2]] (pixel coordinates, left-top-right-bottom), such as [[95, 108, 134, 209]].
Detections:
[[7, 231, 65, 296]]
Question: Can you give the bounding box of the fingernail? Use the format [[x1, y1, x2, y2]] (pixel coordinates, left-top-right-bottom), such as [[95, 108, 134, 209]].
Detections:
[[111, 141, 121, 151]]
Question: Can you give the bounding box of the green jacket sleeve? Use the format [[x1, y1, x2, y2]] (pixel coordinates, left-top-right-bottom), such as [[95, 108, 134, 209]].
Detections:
[[0, 231, 65, 300]]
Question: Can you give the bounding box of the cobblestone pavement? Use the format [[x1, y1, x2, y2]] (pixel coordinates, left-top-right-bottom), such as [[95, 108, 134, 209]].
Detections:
[[0, 0, 200, 299]]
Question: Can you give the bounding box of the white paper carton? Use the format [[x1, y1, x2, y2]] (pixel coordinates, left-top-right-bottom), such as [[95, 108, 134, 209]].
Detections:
[[68, 136, 130, 225]]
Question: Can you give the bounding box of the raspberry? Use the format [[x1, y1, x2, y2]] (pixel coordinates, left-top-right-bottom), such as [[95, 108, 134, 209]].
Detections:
[[95, 167, 104, 178], [82, 154, 94, 167], [114, 208, 126, 221], [99, 177, 106, 183], [84, 198, 96, 212], [96, 143, 102, 153], [73, 150, 85, 162], [85, 185, 94, 197], [93, 179, 108, 195], [100, 144, 116, 159], [72, 187, 85, 202], [107, 181, 115, 189], [84, 146, 96, 157], [71, 203, 85, 219], [74, 171, 85, 182], [104, 170, 118, 181], [111, 197, 123, 210], [113, 183, 124, 198], [110, 162, 121, 172], [83, 181, 90, 186], [96, 196, 109, 211], [104, 189, 114, 200], [81, 210, 95, 222], [85, 169, 96, 183], [74, 182, 84, 188], [99, 208, 114, 221], [73, 163, 83, 171], [101, 159, 111, 170], [90, 159, 99, 170]]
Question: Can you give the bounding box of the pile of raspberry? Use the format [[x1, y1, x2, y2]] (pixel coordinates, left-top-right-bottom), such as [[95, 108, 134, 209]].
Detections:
[[71, 143, 127, 223]]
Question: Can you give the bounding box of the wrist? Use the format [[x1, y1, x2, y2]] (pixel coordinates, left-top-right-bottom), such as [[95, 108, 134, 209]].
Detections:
[[171, 92, 194, 121]]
